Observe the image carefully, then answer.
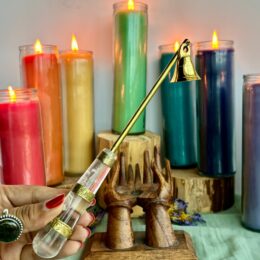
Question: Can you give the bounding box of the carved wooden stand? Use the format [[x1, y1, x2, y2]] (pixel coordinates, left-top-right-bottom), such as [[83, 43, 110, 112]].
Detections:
[[84, 231, 197, 260], [86, 147, 198, 260], [97, 130, 160, 217]]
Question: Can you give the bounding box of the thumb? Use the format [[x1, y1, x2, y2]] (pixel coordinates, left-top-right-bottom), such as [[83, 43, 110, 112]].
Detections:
[[10, 193, 65, 233]]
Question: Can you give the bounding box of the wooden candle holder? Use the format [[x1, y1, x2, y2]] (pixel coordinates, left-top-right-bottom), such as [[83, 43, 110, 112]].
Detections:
[[97, 131, 160, 175], [172, 168, 234, 213]]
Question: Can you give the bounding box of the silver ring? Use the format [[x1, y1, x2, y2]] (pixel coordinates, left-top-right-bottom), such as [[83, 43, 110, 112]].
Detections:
[[0, 209, 24, 243]]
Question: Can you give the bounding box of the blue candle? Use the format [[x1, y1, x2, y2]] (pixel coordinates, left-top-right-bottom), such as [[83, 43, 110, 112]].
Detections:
[[242, 74, 260, 231], [159, 43, 196, 167], [196, 36, 235, 177]]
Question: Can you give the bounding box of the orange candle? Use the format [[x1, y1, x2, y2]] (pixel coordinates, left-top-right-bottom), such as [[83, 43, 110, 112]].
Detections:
[[20, 39, 64, 186], [60, 35, 94, 175]]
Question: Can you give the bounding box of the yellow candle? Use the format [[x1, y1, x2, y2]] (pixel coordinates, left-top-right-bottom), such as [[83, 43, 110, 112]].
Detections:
[[60, 34, 94, 175]]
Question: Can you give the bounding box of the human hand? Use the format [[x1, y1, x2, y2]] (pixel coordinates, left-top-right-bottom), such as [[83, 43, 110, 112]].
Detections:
[[0, 185, 95, 260]]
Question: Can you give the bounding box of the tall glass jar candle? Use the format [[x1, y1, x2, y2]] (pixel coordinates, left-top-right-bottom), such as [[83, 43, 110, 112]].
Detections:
[[20, 41, 63, 186], [196, 39, 235, 177], [0, 88, 45, 185], [159, 43, 196, 167], [60, 42, 94, 176], [113, 1, 148, 134], [242, 74, 260, 231]]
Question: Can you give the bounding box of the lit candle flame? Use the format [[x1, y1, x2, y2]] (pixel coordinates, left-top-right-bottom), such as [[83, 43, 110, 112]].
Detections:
[[8, 86, 16, 102], [212, 31, 219, 49], [34, 39, 43, 54], [128, 0, 134, 10], [71, 34, 79, 51], [174, 41, 180, 52]]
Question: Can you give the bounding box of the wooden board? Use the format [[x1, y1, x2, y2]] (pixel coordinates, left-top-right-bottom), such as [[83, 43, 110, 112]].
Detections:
[[84, 231, 197, 260], [172, 168, 234, 213]]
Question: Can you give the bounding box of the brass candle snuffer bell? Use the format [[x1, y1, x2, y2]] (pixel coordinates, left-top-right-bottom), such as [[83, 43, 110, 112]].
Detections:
[[32, 39, 200, 258]]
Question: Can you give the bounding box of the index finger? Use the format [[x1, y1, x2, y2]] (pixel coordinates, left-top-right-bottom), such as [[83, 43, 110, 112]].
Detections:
[[1, 185, 68, 207]]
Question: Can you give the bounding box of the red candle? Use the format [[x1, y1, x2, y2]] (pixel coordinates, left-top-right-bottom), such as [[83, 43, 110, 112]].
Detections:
[[20, 40, 63, 186], [0, 88, 45, 185]]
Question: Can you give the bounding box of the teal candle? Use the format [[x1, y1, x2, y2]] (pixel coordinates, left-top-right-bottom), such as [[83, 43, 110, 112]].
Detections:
[[113, 2, 147, 134], [159, 44, 196, 167]]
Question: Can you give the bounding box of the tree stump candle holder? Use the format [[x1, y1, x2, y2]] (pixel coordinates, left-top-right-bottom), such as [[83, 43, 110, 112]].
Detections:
[[172, 168, 235, 213], [97, 131, 161, 175], [85, 147, 197, 260]]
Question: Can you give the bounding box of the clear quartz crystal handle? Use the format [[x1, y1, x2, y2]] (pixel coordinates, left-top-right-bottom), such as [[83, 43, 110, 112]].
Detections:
[[32, 148, 116, 259]]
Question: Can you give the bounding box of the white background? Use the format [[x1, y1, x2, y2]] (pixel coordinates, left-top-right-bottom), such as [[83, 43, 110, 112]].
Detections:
[[0, 0, 259, 194]]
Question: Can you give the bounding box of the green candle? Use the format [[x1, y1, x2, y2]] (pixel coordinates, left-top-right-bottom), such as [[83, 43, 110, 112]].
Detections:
[[113, 1, 148, 134]]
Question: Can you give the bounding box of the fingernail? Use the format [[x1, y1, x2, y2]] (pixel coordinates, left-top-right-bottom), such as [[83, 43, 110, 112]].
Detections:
[[45, 194, 65, 209], [90, 198, 96, 206], [85, 227, 92, 237], [88, 212, 96, 226]]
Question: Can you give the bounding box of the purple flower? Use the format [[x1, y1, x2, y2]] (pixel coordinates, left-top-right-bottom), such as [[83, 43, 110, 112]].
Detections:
[[174, 199, 188, 212], [191, 213, 206, 224], [169, 198, 206, 226]]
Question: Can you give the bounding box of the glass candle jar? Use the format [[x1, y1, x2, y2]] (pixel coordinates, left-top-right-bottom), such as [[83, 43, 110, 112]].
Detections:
[[112, 1, 148, 134], [242, 74, 260, 231], [20, 44, 63, 186], [159, 43, 196, 168], [196, 40, 235, 177], [60, 50, 94, 176], [0, 88, 45, 185]]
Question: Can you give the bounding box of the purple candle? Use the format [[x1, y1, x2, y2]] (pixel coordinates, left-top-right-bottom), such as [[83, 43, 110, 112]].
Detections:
[[242, 74, 260, 231]]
